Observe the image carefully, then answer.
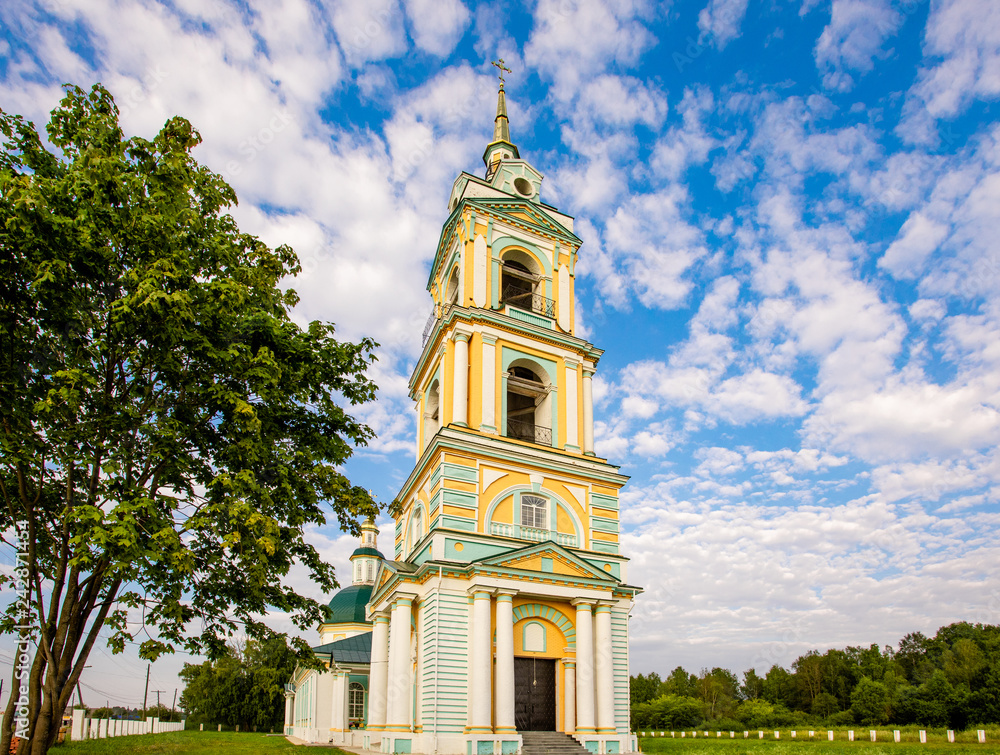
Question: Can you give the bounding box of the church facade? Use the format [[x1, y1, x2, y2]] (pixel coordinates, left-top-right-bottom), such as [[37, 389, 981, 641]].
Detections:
[[285, 79, 640, 755]]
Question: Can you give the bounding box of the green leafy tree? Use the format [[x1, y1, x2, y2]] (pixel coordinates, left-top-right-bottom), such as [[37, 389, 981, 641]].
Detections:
[[762, 664, 795, 708], [180, 636, 301, 730], [697, 667, 739, 720], [851, 676, 889, 725], [740, 669, 764, 701], [662, 666, 697, 698], [0, 85, 379, 755], [792, 650, 824, 710], [630, 672, 662, 706], [631, 694, 702, 730], [736, 698, 776, 729], [811, 691, 839, 718], [943, 637, 985, 688]]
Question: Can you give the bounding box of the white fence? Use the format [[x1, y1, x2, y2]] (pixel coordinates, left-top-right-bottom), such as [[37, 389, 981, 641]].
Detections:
[[71, 709, 184, 740]]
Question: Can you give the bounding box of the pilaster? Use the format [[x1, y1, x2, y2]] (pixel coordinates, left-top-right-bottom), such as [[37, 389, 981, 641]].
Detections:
[[494, 591, 517, 733], [572, 599, 596, 733]]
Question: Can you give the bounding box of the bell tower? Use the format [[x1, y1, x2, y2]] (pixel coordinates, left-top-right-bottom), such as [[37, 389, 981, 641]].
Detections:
[[364, 69, 639, 755]]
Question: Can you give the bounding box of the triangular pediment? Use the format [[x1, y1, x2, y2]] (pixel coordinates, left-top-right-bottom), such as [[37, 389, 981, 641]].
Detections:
[[376, 567, 391, 590], [466, 198, 580, 245], [475, 541, 617, 583]]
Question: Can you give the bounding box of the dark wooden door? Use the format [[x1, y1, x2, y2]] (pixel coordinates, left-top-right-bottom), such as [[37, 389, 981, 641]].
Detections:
[[514, 657, 556, 731]]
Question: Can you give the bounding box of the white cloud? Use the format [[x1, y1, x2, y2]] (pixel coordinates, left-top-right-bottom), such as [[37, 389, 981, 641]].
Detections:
[[870, 455, 999, 503], [632, 429, 674, 457], [650, 86, 715, 180], [814, 0, 904, 91], [603, 187, 708, 309], [697, 0, 749, 49], [623, 488, 1000, 674], [706, 369, 809, 423], [575, 74, 668, 129], [694, 446, 745, 476], [524, 0, 657, 98], [909, 298, 947, 323], [804, 378, 1000, 461], [898, 0, 1000, 143], [880, 211, 950, 278], [329, 0, 408, 66], [401, 0, 470, 56]]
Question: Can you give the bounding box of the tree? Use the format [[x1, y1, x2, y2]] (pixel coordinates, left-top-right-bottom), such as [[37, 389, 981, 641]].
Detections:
[[180, 635, 301, 730], [793, 650, 824, 709], [851, 676, 889, 725], [762, 665, 795, 708], [662, 666, 697, 698], [0, 85, 379, 754], [631, 694, 702, 730], [811, 691, 839, 718], [630, 672, 662, 706], [740, 669, 764, 701], [697, 667, 739, 720]]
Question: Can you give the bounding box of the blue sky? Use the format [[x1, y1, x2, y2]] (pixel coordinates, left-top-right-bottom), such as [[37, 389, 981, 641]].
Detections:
[[2, 0, 999, 711]]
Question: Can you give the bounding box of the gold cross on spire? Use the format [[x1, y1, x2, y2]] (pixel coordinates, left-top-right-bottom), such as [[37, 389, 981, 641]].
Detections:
[[492, 58, 512, 86]]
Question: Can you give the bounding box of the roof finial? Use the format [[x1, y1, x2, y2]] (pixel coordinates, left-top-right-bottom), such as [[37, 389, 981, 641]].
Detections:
[[492, 58, 512, 86], [484, 58, 520, 177]]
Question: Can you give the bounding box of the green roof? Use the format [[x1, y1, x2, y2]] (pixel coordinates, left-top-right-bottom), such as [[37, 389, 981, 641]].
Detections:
[[324, 584, 373, 625], [313, 632, 372, 665], [351, 547, 384, 559]]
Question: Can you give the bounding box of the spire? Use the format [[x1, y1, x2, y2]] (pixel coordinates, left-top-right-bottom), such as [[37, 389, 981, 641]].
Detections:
[[493, 82, 511, 144], [484, 59, 519, 179]]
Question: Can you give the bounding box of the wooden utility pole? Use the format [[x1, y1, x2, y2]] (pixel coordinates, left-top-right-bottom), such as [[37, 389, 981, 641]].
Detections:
[[142, 664, 150, 719], [172, 689, 177, 720]]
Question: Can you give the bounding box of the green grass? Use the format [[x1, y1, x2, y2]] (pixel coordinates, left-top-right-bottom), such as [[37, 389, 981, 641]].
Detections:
[[638, 728, 1000, 755], [56, 730, 349, 754]]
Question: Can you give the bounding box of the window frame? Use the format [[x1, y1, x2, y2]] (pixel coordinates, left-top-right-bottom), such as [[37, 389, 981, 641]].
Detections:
[[348, 682, 365, 720], [520, 494, 547, 529]]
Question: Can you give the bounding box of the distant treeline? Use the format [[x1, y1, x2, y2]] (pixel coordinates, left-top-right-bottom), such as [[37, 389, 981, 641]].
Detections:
[[630, 622, 1000, 731]]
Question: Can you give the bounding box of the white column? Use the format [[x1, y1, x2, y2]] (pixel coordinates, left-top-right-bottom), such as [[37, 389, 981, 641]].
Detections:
[[495, 591, 516, 732], [563, 661, 576, 734], [368, 613, 390, 732], [469, 589, 493, 732], [481, 335, 497, 433], [574, 600, 596, 733], [582, 369, 595, 455], [386, 597, 413, 730], [595, 605, 615, 733], [565, 361, 579, 450], [331, 671, 347, 732], [453, 332, 470, 427]]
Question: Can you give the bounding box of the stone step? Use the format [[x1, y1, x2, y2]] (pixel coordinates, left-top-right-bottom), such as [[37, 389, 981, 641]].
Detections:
[[520, 731, 592, 755]]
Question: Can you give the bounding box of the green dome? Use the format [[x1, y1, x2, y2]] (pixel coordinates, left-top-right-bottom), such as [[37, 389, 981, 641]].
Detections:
[[324, 584, 373, 624], [351, 547, 384, 559]]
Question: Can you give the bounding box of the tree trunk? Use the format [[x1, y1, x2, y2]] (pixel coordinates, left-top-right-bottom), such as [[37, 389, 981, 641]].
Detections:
[[1, 657, 22, 755]]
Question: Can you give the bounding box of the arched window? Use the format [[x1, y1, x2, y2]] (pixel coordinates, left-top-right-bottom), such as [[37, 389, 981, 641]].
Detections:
[[366, 560, 375, 582], [424, 380, 440, 447], [520, 494, 547, 529], [501, 259, 535, 310], [348, 682, 365, 720], [445, 267, 459, 306], [409, 506, 425, 553], [506, 365, 551, 446], [499, 250, 553, 316]]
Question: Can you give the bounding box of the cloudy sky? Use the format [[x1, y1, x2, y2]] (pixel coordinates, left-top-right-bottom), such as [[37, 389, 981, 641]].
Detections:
[[2, 0, 1000, 711]]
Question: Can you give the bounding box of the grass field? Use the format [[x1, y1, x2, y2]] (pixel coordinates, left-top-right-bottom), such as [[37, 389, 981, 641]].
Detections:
[[51, 729, 1000, 754], [57, 730, 337, 754], [638, 728, 1000, 754]]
